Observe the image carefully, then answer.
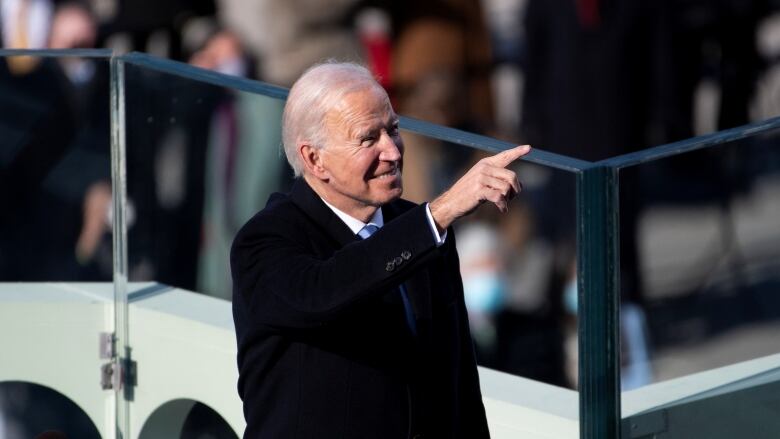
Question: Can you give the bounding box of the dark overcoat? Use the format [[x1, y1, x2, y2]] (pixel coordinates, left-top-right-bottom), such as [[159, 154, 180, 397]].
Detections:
[[231, 179, 489, 439]]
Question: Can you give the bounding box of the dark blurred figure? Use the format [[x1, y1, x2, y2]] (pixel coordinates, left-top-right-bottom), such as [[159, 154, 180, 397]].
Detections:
[[522, 0, 673, 387], [656, 0, 769, 204], [98, 0, 215, 60], [121, 60, 227, 290], [0, 2, 111, 281], [638, 0, 772, 370], [522, 0, 673, 285], [522, 0, 671, 163], [668, 0, 769, 138]]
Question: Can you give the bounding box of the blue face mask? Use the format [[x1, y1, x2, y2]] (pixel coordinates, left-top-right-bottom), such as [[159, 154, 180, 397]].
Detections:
[[564, 278, 578, 315], [463, 272, 505, 314]]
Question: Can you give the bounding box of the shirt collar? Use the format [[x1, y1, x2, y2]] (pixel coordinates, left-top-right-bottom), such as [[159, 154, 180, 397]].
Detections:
[[319, 197, 384, 235]]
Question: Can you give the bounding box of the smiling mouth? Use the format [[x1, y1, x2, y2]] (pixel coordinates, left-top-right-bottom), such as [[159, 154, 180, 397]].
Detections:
[[374, 166, 400, 179]]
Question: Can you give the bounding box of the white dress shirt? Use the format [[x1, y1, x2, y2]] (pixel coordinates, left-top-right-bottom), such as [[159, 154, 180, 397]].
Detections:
[[319, 198, 447, 246]]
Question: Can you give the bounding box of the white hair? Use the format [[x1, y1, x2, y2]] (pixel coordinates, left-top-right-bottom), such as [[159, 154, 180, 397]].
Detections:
[[282, 61, 383, 177]]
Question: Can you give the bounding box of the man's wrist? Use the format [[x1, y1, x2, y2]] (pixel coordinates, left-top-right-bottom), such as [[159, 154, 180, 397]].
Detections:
[[424, 203, 447, 246], [429, 194, 454, 233]]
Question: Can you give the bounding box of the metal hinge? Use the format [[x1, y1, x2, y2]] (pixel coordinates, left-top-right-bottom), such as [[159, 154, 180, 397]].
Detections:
[[99, 332, 136, 399], [100, 361, 120, 390], [100, 332, 118, 390], [99, 332, 115, 359]]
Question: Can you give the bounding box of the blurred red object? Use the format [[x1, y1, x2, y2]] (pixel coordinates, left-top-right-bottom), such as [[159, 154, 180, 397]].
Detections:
[[357, 8, 392, 90]]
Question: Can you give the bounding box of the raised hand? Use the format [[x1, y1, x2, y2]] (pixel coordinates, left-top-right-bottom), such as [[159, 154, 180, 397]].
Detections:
[[429, 145, 531, 232]]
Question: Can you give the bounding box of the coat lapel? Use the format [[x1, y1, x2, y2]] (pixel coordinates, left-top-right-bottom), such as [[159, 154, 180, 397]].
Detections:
[[290, 178, 434, 333], [289, 178, 359, 248]]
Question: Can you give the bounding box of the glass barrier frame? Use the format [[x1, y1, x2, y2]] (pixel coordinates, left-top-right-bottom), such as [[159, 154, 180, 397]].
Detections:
[[0, 48, 120, 437], [6, 48, 780, 439], [578, 114, 780, 439], [116, 51, 599, 438]]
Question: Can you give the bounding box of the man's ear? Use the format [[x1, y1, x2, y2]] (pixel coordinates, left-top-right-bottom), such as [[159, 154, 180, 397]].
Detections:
[[299, 142, 329, 180]]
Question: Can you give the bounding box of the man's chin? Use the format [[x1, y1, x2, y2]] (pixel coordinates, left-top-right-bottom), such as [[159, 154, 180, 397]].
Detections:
[[377, 186, 403, 205]]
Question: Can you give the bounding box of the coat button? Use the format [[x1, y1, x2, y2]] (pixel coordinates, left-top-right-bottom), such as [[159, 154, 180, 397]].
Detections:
[[394, 256, 403, 265], [385, 262, 395, 272], [401, 250, 411, 260]]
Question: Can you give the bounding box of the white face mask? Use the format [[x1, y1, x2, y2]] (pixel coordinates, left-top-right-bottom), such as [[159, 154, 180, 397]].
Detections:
[[213, 57, 247, 77], [464, 272, 506, 314], [61, 58, 95, 85], [563, 277, 578, 315]]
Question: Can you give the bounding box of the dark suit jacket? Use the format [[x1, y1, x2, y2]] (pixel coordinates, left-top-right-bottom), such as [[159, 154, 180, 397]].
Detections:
[[231, 179, 489, 439]]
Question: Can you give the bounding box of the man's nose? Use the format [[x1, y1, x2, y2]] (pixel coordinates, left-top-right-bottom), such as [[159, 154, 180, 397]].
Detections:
[[378, 132, 402, 161]]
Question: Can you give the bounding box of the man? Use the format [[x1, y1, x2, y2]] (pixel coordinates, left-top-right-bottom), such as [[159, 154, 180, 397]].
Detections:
[[231, 62, 530, 438]]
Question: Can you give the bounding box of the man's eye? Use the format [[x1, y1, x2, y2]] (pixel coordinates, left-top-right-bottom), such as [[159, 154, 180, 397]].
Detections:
[[361, 137, 376, 145]]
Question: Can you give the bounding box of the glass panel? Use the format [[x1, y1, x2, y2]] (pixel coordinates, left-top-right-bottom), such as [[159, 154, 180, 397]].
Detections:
[[620, 128, 780, 436], [0, 53, 113, 438], [122, 60, 288, 437], [120, 55, 582, 438], [123, 62, 290, 297], [401, 131, 579, 389]]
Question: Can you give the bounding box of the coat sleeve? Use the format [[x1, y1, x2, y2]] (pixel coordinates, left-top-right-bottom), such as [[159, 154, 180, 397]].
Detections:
[[231, 203, 442, 330]]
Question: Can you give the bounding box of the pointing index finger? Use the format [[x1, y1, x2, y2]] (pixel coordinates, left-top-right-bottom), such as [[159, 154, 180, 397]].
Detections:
[[488, 145, 532, 168]]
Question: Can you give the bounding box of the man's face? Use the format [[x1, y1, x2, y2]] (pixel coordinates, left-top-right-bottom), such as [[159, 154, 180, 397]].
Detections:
[[315, 86, 404, 215]]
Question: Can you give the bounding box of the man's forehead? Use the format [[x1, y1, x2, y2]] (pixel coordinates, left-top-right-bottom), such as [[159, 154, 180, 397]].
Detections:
[[327, 87, 396, 128]]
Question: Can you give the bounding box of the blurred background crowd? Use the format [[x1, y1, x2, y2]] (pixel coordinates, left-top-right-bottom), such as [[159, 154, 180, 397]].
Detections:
[[3, 0, 780, 397]]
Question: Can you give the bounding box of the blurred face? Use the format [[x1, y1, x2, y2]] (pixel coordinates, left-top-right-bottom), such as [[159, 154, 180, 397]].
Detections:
[[313, 86, 404, 218], [48, 6, 96, 49]]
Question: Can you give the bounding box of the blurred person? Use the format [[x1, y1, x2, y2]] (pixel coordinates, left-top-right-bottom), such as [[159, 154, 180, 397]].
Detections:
[[0, 1, 112, 281], [215, 0, 364, 86], [231, 61, 531, 438], [0, 54, 77, 281], [98, 0, 215, 60], [1, 0, 54, 48], [120, 65, 224, 290], [48, 1, 95, 49], [456, 220, 508, 365], [522, 0, 672, 161], [667, 0, 769, 138], [356, 7, 392, 89], [657, 0, 769, 202], [49, 2, 114, 273], [1, 0, 54, 73], [387, 0, 494, 128], [483, 0, 529, 140], [49, 2, 100, 87], [189, 29, 247, 77], [521, 0, 672, 388], [455, 192, 569, 386], [377, 0, 495, 203], [188, 29, 289, 299]]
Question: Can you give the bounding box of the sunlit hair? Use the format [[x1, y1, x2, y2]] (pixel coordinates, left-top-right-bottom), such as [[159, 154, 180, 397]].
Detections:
[[282, 61, 384, 177]]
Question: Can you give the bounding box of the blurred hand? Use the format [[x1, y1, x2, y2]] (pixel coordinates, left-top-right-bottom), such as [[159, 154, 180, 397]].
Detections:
[[76, 181, 111, 264], [429, 145, 531, 231], [189, 31, 246, 76]]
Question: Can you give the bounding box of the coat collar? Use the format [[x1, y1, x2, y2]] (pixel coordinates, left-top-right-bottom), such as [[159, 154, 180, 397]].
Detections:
[[289, 178, 403, 247]]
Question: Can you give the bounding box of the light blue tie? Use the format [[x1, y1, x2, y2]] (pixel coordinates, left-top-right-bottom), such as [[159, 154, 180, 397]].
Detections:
[[358, 224, 417, 336]]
